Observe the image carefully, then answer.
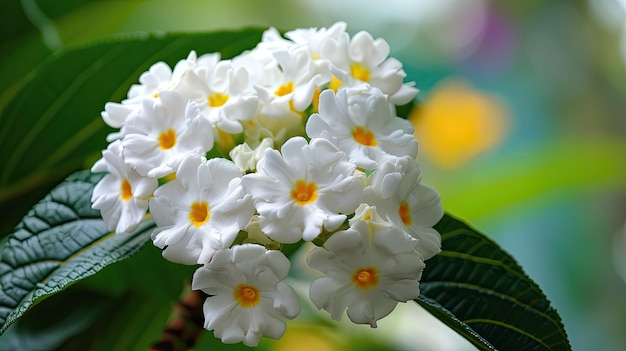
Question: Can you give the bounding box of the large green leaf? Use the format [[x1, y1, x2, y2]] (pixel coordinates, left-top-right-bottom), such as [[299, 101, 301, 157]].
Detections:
[[0, 285, 109, 350], [418, 214, 571, 351], [0, 243, 197, 350], [0, 28, 264, 237], [0, 0, 88, 106], [0, 1, 51, 111], [0, 170, 155, 334], [59, 244, 195, 350]]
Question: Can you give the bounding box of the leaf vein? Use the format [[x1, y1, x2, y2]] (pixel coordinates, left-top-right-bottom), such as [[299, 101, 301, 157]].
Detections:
[[462, 318, 552, 350], [1, 45, 128, 184], [422, 280, 566, 333]]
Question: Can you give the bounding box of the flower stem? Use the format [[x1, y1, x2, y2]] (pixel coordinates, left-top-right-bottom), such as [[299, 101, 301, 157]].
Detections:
[[148, 288, 208, 351]]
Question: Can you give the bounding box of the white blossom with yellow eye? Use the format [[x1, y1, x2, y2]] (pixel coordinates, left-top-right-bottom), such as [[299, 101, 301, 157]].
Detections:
[[306, 88, 418, 170], [192, 244, 300, 347], [254, 45, 330, 118], [307, 205, 424, 328], [364, 155, 443, 259], [320, 31, 418, 105], [91, 140, 158, 234], [176, 59, 258, 134], [101, 51, 204, 134], [241, 136, 363, 243], [149, 155, 254, 264], [121, 90, 214, 178]]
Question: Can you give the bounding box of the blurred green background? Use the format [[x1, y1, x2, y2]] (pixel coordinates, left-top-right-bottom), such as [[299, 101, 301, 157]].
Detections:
[[2, 0, 626, 350]]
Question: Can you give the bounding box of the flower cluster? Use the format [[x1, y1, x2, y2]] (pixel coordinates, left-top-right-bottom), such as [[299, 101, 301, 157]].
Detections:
[[91, 21, 443, 347]]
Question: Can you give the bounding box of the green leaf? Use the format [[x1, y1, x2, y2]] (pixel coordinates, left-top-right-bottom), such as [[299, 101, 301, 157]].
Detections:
[[416, 295, 496, 350], [0, 285, 108, 350], [418, 214, 571, 351], [0, 169, 155, 334], [0, 28, 264, 237], [0, 0, 51, 110], [0, 0, 133, 110], [62, 245, 196, 351]]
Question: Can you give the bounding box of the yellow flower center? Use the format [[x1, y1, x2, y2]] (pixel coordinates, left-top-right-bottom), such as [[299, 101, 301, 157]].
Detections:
[[208, 93, 229, 107], [351, 63, 371, 82], [291, 180, 318, 205], [352, 267, 379, 290], [398, 201, 412, 226], [120, 179, 132, 201], [275, 81, 294, 97], [234, 284, 261, 308], [328, 75, 343, 92], [352, 126, 377, 146], [188, 201, 210, 227], [311, 87, 322, 113], [158, 128, 177, 150]]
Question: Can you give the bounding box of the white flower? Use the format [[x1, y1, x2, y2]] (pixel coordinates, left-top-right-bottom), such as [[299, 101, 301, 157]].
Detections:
[[149, 155, 254, 264], [320, 31, 418, 105], [241, 137, 363, 243], [192, 244, 300, 347], [241, 215, 275, 247], [253, 27, 294, 59], [122, 90, 214, 178], [91, 140, 158, 234], [101, 51, 202, 131], [176, 59, 258, 134], [255, 45, 330, 117], [229, 137, 274, 172], [242, 111, 304, 149], [284, 22, 348, 59], [307, 206, 424, 328], [351, 202, 393, 232], [127, 51, 206, 101], [364, 156, 443, 259], [306, 88, 418, 169], [101, 102, 139, 135], [232, 49, 271, 87], [195, 52, 223, 73], [258, 22, 348, 60]]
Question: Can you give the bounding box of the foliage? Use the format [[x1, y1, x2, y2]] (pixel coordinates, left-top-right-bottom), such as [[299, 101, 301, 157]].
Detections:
[[0, 28, 571, 350]]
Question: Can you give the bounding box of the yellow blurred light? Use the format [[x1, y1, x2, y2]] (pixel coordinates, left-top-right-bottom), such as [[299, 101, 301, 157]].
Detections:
[[272, 324, 342, 351], [410, 78, 508, 169]]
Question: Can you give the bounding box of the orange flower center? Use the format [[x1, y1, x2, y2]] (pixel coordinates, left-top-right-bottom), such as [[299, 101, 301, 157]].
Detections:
[[188, 201, 210, 227], [120, 179, 132, 201], [208, 93, 229, 107], [275, 81, 294, 97], [158, 128, 177, 150], [234, 284, 261, 308], [352, 126, 377, 146], [398, 201, 412, 226], [352, 267, 379, 290], [291, 180, 318, 205], [351, 63, 371, 82]]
